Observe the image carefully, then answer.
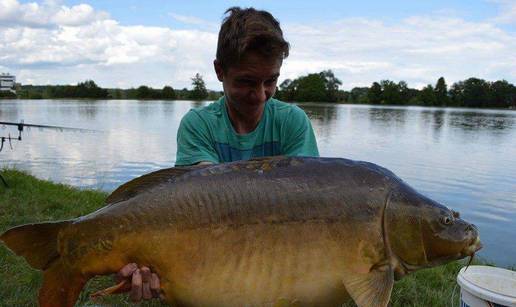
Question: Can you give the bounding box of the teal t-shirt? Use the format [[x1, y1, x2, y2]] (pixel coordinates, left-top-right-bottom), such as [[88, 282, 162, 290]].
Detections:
[[175, 97, 319, 166]]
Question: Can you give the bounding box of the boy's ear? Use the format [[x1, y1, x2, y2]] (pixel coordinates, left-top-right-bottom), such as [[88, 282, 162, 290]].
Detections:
[[214, 60, 224, 81]]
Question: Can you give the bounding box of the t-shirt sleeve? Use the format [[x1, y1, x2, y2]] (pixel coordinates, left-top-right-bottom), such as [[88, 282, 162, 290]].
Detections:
[[175, 110, 220, 166], [280, 106, 319, 157]]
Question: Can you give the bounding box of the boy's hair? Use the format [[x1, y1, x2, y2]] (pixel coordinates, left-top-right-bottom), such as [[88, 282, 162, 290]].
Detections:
[[216, 7, 290, 71]]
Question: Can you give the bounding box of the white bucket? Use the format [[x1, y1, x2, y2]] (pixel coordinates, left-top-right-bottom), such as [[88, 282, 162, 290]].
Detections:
[[457, 265, 516, 307]]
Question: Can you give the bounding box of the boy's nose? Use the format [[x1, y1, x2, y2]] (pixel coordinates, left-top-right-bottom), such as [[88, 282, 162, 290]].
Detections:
[[252, 84, 267, 102]]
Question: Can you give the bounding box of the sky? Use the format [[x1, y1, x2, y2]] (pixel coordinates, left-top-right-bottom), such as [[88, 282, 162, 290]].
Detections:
[[0, 0, 515, 91]]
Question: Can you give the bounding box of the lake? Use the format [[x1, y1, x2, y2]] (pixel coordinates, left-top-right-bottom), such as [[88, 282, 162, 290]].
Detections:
[[1, 99, 515, 266]]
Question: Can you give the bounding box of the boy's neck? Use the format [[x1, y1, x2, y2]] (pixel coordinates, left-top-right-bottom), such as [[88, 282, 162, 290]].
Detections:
[[225, 102, 265, 135]]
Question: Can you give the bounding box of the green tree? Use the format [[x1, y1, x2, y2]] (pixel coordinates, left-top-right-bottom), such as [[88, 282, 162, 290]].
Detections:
[[190, 73, 208, 100], [112, 89, 123, 99], [398, 81, 411, 104], [278, 79, 297, 101], [76, 80, 109, 98], [380, 80, 401, 104], [136, 86, 152, 99], [489, 80, 515, 108], [419, 85, 437, 106], [207, 90, 224, 100], [349, 87, 369, 103], [125, 88, 137, 99], [367, 82, 382, 104], [319, 70, 342, 102], [434, 77, 449, 106], [294, 73, 327, 102], [462, 78, 490, 108], [449, 81, 465, 106], [278, 70, 341, 102], [335, 90, 349, 102], [162, 86, 176, 100]]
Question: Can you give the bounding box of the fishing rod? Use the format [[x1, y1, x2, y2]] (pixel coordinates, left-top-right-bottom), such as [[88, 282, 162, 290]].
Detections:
[[0, 120, 98, 187], [0, 121, 97, 146], [0, 120, 96, 133]]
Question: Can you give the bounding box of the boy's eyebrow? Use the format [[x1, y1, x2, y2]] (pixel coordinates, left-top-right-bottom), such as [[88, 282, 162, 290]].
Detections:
[[238, 73, 280, 80]]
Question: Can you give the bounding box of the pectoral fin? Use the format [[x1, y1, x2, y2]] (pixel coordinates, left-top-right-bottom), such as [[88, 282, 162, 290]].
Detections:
[[343, 264, 394, 307]]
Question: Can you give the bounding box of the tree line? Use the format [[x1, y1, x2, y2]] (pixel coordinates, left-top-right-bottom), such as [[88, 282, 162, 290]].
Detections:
[[14, 73, 221, 101], [276, 71, 516, 108], [16, 80, 109, 99], [7, 70, 516, 108]]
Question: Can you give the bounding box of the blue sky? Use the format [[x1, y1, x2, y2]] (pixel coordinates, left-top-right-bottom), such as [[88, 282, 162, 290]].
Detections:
[[67, 1, 498, 25], [0, 0, 515, 90], [60, 0, 513, 32]]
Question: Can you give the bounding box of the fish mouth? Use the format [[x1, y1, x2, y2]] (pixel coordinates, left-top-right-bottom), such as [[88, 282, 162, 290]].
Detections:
[[462, 236, 482, 257]]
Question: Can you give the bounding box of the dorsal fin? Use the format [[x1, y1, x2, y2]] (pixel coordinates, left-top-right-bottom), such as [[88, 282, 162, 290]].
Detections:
[[105, 165, 206, 204]]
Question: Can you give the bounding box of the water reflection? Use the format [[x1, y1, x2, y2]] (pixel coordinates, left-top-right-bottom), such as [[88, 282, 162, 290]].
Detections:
[[368, 107, 408, 131], [77, 101, 99, 120], [419, 109, 446, 141], [448, 111, 514, 131], [432, 110, 445, 130], [298, 103, 339, 141], [301, 103, 339, 124], [162, 101, 176, 115], [137, 100, 154, 118], [56, 101, 75, 118], [419, 109, 446, 130]]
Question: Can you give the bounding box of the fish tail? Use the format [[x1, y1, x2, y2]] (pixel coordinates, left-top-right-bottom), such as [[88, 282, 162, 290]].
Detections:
[[0, 220, 71, 269], [39, 259, 87, 307], [1, 221, 88, 306]]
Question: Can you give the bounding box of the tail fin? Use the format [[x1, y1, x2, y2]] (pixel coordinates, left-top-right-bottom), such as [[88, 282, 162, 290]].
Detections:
[[1, 221, 88, 307], [0, 221, 71, 269], [39, 259, 87, 307]]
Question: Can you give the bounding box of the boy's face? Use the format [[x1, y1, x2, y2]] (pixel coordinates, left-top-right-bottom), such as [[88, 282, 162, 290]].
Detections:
[[214, 52, 282, 116]]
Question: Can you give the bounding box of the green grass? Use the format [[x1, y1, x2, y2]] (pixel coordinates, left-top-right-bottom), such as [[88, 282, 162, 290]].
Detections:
[[0, 169, 503, 306], [0, 169, 165, 307]]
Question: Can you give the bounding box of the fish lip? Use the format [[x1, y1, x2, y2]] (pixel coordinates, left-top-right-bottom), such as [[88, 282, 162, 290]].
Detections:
[[473, 240, 483, 252], [462, 236, 482, 257]]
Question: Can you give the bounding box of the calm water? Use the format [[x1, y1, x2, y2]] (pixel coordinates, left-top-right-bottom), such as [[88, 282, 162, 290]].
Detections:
[[1, 99, 515, 266]]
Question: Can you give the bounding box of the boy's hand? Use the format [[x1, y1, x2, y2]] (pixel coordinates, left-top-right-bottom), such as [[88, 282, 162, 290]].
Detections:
[[117, 263, 162, 301]]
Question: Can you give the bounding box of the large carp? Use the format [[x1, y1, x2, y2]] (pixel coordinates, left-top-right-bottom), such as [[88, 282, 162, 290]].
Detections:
[[0, 156, 481, 307]]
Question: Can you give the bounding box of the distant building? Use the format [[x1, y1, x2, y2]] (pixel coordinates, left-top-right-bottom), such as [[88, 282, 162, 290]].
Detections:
[[0, 73, 16, 93]]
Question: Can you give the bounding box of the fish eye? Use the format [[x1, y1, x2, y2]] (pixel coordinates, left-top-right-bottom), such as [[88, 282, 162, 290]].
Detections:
[[441, 216, 453, 225]]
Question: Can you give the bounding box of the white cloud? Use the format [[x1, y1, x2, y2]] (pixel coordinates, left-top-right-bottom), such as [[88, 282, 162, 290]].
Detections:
[[0, 0, 218, 88], [52, 3, 109, 26], [283, 16, 516, 89], [490, 0, 516, 24], [0, 0, 514, 90], [0, 0, 108, 28]]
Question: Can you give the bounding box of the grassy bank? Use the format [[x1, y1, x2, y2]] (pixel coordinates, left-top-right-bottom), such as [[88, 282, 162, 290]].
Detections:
[[0, 169, 482, 306]]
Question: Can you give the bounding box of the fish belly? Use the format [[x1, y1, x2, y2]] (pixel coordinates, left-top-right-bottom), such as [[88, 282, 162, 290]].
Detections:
[[149, 222, 352, 307]]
